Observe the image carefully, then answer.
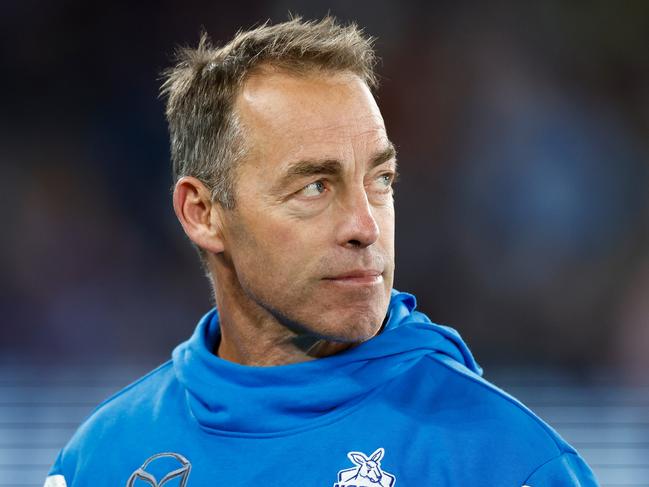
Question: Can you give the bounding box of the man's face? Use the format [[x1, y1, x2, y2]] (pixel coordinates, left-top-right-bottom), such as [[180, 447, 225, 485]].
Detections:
[[218, 69, 396, 343]]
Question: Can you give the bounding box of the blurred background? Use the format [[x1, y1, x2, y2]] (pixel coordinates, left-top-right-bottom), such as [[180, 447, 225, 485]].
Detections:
[[1, 1, 648, 485]]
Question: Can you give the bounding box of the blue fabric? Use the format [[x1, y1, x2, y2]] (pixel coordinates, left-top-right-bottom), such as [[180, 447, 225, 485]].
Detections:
[[48, 290, 599, 486]]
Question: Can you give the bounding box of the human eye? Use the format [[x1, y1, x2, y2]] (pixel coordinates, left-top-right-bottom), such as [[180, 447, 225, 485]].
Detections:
[[374, 171, 398, 192], [298, 180, 327, 198], [378, 174, 392, 187]]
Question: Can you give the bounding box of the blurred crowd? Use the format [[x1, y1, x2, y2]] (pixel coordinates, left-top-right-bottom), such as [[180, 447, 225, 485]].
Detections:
[[1, 1, 648, 383]]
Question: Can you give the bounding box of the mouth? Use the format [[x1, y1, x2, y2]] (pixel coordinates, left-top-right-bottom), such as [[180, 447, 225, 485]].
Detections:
[[323, 269, 383, 285]]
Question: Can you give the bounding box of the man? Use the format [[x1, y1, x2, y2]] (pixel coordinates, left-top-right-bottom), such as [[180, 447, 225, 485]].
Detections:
[[45, 17, 598, 486]]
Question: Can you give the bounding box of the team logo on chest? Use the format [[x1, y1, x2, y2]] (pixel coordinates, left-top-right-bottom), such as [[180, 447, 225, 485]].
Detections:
[[333, 447, 396, 487]]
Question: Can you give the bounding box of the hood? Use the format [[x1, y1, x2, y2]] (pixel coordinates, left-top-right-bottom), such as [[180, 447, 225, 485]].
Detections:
[[172, 290, 481, 436]]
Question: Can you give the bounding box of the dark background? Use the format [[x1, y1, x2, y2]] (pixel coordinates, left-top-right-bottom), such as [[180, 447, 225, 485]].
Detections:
[[2, 0, 648, 383]]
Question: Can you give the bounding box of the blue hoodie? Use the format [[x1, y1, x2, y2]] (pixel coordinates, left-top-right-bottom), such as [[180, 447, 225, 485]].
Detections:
[[46, 290, 598, 486]]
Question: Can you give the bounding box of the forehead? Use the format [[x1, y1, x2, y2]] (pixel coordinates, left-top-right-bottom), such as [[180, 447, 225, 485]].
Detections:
[[234, 69, 388, 160]]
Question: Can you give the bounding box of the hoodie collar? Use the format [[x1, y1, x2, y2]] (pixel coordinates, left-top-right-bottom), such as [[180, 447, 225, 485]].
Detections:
[[172, 290, 480, 436]]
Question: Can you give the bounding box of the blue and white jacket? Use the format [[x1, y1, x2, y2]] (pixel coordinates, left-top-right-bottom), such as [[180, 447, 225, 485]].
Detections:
[[46, 290, 598, 486]]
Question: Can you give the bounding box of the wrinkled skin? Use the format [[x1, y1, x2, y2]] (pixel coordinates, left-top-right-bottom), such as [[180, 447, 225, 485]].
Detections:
[[176, 68, 397, 365]]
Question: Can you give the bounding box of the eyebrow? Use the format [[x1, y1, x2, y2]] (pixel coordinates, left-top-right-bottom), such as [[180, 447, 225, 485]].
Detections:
[[370, 142, 397, 170], [273, 141, 398, 192]]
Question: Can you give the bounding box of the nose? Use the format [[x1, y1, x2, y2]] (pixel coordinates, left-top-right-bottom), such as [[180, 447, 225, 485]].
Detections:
[[335, 187, 380, 249]]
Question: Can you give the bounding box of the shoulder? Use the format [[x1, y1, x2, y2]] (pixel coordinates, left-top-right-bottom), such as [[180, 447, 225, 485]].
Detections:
[[383, 352, 599, 483], [87, 360, 178, 421], [55, 361, 181, 472], [421, 352, 576, 456]]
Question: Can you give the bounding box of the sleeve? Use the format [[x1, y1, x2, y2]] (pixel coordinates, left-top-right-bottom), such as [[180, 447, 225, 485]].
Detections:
[[43, 450, 69, 487], [523, 451, 600, 486]]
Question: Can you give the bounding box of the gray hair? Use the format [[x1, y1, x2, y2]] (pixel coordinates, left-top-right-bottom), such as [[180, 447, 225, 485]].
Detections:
[[160, 16, 378, 210]]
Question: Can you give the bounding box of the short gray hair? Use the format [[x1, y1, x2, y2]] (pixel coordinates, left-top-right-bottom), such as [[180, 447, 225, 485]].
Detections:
[[160, 16, 378, 209]]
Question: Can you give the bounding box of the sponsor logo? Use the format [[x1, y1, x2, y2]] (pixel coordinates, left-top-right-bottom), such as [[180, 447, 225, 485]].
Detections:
[[126, 452, 191, 487], [334, 447, 396, 487]]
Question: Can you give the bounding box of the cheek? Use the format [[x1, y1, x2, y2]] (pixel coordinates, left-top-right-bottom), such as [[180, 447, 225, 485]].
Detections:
[[377, 206, 395, 246], [232, 216, 320, 278], [261, 223, 311, 265]]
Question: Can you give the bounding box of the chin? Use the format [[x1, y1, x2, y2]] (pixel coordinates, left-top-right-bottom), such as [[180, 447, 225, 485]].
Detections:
[[314, 286, 390, 342], [314, 307, 386, 343], [257, 278, 391, 343]]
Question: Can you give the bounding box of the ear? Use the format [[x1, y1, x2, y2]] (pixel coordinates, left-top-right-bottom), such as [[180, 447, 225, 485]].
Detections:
[[348, 452, 368, 466], [369, 448, 384, 462], [173, 176, 226, 254]]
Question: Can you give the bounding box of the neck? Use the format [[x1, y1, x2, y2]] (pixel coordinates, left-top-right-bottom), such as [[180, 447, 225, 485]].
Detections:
[[209, 260, 355, 366], [217, 327, 354, 366]]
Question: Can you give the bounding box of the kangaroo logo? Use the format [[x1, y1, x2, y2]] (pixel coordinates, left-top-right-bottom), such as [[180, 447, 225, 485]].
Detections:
[[334, 447, 396, 487], [126, 452, 191, 487]]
